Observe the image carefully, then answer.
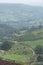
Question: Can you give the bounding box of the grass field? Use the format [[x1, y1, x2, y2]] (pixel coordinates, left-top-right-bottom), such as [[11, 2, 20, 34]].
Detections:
[[0, 39, 43, 62], [23, 39, 43, 48], [1, 54, 27, 62], [0, 28, 43, 63]]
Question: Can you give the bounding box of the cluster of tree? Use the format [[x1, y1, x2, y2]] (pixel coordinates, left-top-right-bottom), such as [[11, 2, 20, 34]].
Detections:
[[0, 41, 13, 51], [34, 45, 43, 54], [34, 45, 43, 62], [37, 55, 43, 62]]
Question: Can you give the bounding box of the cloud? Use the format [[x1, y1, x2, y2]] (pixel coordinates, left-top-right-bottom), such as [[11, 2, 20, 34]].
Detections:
[[0, 0, 43, 6]]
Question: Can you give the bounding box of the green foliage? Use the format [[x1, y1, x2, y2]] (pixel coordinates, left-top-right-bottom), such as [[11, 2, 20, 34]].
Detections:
[[34, 45, 43, 54], [1, 41, 13, 51], [37, 55, 43, 62]]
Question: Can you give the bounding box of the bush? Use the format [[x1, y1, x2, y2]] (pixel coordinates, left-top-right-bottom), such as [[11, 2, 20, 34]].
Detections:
[[1, 41, 13, 51], [34, 45, 43, 54], [37, 55, 43, 62]]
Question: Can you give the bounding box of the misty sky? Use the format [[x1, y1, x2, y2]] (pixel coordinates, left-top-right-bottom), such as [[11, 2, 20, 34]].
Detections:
[[0, 0, 43, 6]]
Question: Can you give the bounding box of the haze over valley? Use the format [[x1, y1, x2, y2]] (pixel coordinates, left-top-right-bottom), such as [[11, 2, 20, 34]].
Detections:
[[0, 3, 43, 65]]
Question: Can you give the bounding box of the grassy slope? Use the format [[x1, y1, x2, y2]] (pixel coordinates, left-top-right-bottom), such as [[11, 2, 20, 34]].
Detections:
[[2, 54, 27, 62], [11, 28, 43, 41], [23, 39, 43, 48], [2, 39, 43, 61], [0, 28, 43, 62], [8, 41, 33, 56]]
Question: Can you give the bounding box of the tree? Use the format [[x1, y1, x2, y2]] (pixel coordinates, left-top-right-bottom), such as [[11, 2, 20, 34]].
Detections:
[[1, 41, 12, 51], [34, 45, 43, 54], [37, 56, 42, 62]]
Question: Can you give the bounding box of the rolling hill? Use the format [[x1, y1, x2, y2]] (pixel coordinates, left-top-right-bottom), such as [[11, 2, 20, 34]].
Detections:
[[0, 4, 43, 63], [0, 4, 43, 29], [0, 3, 43, 39]]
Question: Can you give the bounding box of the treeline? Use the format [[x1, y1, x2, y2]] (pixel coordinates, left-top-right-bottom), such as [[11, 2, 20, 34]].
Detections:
[[0, 41, 14, 51]]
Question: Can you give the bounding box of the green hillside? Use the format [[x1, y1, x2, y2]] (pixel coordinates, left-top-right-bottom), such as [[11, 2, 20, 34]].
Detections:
[[8, 27, 43, 41], [0, 4, 43, 65], [0, 28, 43, 62]]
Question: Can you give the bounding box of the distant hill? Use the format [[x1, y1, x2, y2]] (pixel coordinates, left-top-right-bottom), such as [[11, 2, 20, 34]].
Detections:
[[0, 4, 43, 39], [0, 4, 43, 29], [0, 24, 16, 39]]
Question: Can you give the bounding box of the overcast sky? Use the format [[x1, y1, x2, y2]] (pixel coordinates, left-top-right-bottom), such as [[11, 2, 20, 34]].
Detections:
[[0, 0, 43, 6]]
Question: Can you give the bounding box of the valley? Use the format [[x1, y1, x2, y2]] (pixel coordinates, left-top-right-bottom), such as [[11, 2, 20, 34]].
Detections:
[[0, 3, 43, 65]]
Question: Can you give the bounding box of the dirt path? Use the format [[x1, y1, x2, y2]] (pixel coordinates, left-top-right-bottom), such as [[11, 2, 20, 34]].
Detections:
[[29, 47, 35, 56], [0, 60, 20, 65]]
